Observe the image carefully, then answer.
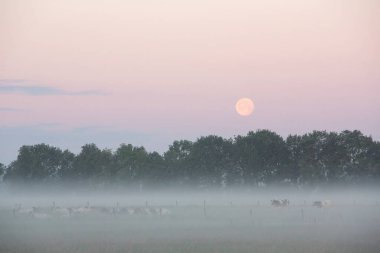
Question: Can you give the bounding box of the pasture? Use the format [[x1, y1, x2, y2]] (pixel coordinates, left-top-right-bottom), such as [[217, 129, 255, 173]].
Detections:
[[0, 191, 380, 253]]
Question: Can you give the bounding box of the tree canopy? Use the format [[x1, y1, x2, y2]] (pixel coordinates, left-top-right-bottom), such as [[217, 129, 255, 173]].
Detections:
[[2, 130, 379, 189]]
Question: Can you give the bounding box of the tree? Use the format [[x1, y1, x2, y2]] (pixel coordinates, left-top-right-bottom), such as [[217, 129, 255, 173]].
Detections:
[[0, 163, 5, 179], [337, 130, 376, 183], [57, 150, 76, 182], [367, 141, 380, 181], [2, 130, 379, 189], [143, 151, 166, 185], [163, 140, 193, 185], [3, 144, 66, 184], [294, 131, 332, 185], [235, 130, 290, 186], [290, 130, 374, 185], [73, 144, 113, 187], [286, 134, 303, 183], [188, 136, 234, 187], [113, 144, 149, 188]]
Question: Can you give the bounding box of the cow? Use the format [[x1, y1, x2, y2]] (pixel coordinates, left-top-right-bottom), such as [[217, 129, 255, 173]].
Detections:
[[271, 199, 282, 207], [281, 199, 290, 207], [313, 200, 331, 208], [271, 199, 290, 207]]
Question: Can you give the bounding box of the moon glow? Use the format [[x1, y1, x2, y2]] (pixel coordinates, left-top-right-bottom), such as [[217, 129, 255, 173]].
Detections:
[[235, 98, 254, 116]]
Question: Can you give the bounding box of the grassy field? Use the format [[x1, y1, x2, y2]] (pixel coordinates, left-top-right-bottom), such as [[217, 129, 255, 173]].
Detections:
[[0, 205, 380, 253], [1, 198, 380, 253]]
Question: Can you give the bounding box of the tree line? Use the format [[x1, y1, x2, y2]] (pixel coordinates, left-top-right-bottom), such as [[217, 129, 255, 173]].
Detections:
[[2, 130, 380, 189]]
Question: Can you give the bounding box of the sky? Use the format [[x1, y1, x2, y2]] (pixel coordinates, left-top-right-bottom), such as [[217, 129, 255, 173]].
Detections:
[[1, 0, 379, 164]]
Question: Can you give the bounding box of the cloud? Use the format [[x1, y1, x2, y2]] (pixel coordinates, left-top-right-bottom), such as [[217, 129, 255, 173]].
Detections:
[[0, 107, 26, 112], [0, 79, 108, 96]]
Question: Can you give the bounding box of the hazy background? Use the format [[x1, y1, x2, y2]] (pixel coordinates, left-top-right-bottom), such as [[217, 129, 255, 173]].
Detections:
[[1, 0, 379, 164]]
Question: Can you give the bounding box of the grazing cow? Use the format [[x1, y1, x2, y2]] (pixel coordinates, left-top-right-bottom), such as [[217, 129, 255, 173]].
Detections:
[[144, 207, 156, 215], [313, 200, 331, 208], [20, 206, 50, 219], [123, 206, 171, 216], [159, 207, 171, 216], [73, 206, 94, 215], [14, 207, 35, 217], [134, 207, 147, 215], [52, 207, 72, 218], [281, 199, 290, 207], [271, 199, 289, 207], [313, 201, 323, 208], [93, 206, 112, 214], [271, 199, 282, 207], [31, 212, 50, 219]]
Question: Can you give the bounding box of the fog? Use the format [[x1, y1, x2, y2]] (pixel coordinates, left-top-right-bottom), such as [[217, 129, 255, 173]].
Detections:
[[1, 186, 380, 253]]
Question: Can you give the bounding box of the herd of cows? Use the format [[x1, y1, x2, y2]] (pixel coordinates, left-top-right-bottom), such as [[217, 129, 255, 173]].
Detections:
[[11, 202, 172, 219], [270, 199, 332, 208], [10, 199, 333, 219]]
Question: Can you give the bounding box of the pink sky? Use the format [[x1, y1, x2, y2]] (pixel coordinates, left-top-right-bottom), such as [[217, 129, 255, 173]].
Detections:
[[0, 0, 379, 162]]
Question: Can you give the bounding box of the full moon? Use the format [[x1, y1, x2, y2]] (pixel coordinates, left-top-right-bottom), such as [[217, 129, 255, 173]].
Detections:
[[235, 98, 254, 116]]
